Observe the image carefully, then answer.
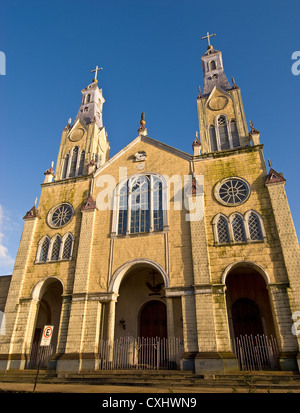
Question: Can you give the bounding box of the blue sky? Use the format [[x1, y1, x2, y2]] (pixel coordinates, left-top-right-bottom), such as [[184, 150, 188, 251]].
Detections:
[[0, 0, 299, 275]]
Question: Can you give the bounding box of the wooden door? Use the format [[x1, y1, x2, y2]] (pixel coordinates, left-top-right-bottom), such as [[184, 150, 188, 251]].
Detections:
[[140, 301, 167, 338], [232, 298, 264, 338]]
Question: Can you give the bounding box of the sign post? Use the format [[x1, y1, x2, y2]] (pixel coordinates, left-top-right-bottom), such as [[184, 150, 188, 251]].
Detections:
[[33, 325, 54, 392]]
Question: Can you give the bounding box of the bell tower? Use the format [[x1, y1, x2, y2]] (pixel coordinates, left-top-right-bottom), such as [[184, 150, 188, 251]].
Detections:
[[196, 33, 254, 155], [55, 66, 110, 180]]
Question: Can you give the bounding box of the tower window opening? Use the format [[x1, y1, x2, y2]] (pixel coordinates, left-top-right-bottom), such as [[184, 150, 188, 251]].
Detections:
[[230, 120, 240, 148], [209, 115, 240, 152], [62, 154, 69, 179], [69, 146, 79, 178], [209, 60, 217, 71], [218, 116, 230, 150], [78, 150, 85, 176], [209, 125, 218, 152]]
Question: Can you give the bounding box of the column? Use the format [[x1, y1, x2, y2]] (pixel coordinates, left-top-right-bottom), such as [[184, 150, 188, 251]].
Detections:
[[106, 297, 117, 366]]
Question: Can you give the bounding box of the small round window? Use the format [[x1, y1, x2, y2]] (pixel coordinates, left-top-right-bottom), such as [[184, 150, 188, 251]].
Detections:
[[215, 177, 250, 206], [47, 203, 74, 228]]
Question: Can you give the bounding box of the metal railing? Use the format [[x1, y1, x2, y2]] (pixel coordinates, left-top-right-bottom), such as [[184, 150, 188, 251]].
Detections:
[[98, 337, 184, 370], [232, 334, 279, 371], [26, 343, 55, 370]]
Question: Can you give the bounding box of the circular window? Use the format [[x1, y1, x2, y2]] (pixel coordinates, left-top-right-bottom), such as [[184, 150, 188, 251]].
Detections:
[[215, 177, 250, 206], [47, 203, 74, 228]]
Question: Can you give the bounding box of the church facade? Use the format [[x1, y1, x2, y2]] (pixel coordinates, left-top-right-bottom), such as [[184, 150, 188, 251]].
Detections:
[[1, 40, 300, 375]]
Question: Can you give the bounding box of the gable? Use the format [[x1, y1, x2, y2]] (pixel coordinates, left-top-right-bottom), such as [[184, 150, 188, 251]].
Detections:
[[93, 135, 191, 179], [205, 86, 235, 125]]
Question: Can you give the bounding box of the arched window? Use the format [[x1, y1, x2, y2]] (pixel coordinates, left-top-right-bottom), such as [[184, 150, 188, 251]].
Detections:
[[216, 215, 230, 244], [38, 236, 50, 262], [247, 211, 264, 241], [68, 146, 79, 178], [230, 120, 240, 148], [209, 115, 240, 152], [62, 154, 69, 179], [86, 94, 91, 103], [51, 235, 61, 261], [62, 233, 73, 259], [152, 176, 163, 231], [130, 176, 150, 233], [61, 147, 86, 179], [78, 150, 85, 176], [209, 60, 216, 71], [217, 115, 230, 150], [117, 181, 128, 235], [209, 125, 218, 152], [231, 213, 247, 243], [116, 174, 165, 235]]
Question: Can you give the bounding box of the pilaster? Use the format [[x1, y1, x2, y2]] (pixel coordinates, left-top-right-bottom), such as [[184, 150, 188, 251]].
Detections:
[[266, 174, 300, 370], [57, 199, 97, 373], [0, 209, 38, 371]]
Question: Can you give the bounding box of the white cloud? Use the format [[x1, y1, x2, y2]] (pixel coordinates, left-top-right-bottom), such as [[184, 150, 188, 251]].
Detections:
[[0, 205, 15, 270]]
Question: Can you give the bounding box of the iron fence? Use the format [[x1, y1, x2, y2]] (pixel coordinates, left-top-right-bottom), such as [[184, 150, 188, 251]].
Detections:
[[232, 334, 279, 371], [98, 337, 184, 370], [26, 343, 55, 370]]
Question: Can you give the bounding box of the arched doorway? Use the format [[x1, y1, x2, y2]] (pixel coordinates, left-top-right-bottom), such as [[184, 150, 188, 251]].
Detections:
[[231, 298, 264, 338], [225, 264, 279, 370], [102, 261, 183, 370], [139, 300, 167, 339], [28, 277, 63, 369]]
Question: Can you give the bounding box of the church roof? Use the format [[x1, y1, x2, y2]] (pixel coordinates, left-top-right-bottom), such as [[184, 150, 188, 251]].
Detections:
[[265, 168, 286, 185]]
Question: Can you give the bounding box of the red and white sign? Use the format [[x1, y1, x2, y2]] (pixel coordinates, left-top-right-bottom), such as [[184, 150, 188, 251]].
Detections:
[[40, 325, 54, 346]]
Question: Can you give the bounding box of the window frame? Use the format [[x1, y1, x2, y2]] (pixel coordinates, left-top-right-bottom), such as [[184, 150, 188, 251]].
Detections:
[[209, 114, 240, 152], [112, 173, 168, 236], [244, 210, 266, 242], [61, 146, 86, 179], [214, 177, 251, 207], [47, 203, 74, 229], [35, 232, 74, 263], [212, 213, 230, 245], [212, 210, 266, 246]]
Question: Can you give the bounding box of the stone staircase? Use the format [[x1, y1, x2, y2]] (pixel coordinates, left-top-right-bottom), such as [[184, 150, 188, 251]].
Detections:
[[0, 369, 299, 391]]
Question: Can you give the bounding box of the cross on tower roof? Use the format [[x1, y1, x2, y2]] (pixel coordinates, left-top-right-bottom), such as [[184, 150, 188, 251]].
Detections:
[[91, 65, 103, 82], [201, 32, 216, 48]]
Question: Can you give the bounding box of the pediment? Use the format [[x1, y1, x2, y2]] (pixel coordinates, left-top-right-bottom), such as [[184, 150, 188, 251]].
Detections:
[[94, 135, 191, 178], [67, 120, 88, 142], [206, 86, 232, 112]]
